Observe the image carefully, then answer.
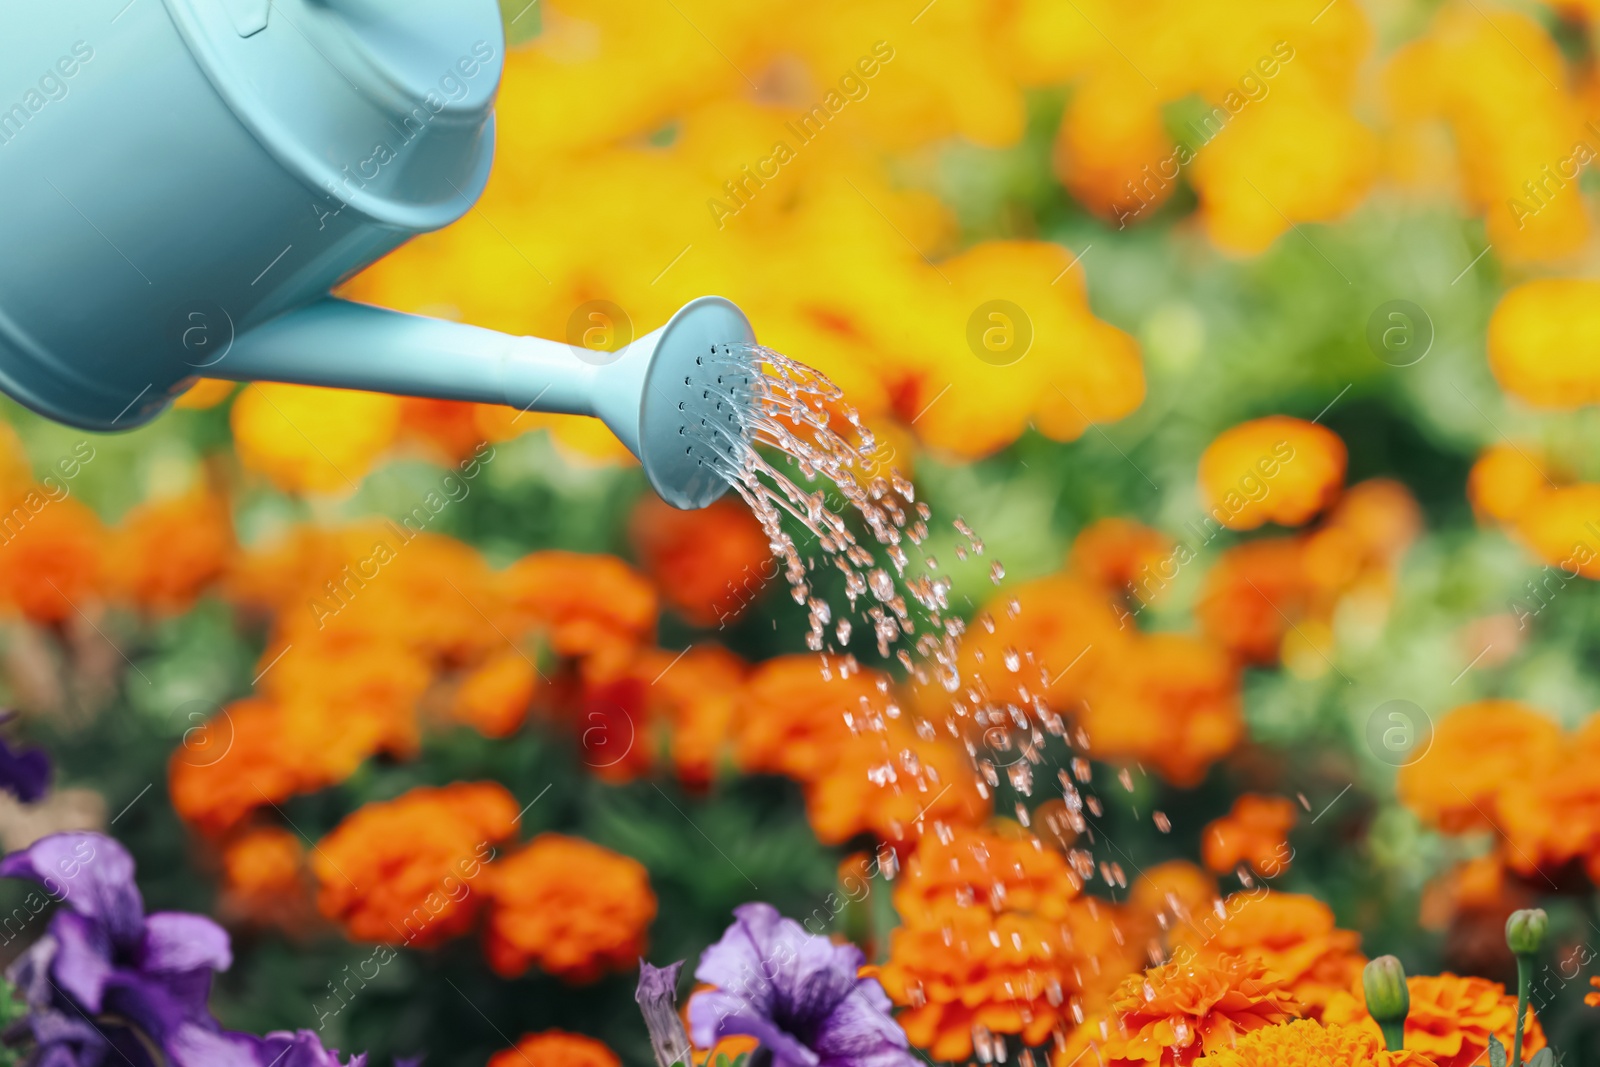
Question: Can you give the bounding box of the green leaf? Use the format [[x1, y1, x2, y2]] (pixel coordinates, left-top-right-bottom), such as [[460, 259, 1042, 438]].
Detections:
[[1488, 1035, 1507, 1067], [1527, 1050, 1555, 1067]]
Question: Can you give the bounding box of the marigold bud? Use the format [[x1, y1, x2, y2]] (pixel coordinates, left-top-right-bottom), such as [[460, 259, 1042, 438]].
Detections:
[[1506, 908, 1549, 956], [1364, 955, 1410, 1051]]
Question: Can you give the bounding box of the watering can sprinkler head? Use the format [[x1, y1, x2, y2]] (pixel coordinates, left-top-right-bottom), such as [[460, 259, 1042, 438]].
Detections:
[[0, 0, 760, 509]]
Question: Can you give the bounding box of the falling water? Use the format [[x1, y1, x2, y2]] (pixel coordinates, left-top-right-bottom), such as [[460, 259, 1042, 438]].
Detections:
[[685, 341, 1137, 1056]]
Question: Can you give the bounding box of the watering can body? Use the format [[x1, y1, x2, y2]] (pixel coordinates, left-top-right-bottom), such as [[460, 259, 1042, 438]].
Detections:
[[0, 0, 753, 508]]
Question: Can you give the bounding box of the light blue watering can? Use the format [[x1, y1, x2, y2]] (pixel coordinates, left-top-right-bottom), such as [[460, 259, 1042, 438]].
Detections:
[[0, 0, 755, 507]]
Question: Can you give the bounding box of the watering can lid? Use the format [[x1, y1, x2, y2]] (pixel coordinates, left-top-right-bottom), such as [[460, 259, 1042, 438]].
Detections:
[[163, 0, 505, 233]]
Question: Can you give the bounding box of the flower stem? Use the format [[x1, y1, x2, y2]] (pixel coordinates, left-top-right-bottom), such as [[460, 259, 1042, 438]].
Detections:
[[1379, 1020, 1405, 1053], [1512, 954, 1532, 1067]]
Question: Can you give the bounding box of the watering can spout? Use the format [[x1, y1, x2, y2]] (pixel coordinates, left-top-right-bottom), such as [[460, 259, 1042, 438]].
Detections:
[[211, 297, 756, 509]]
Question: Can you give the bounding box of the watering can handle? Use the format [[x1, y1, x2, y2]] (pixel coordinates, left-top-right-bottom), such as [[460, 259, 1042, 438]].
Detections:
[[207, 298, 597, 416]]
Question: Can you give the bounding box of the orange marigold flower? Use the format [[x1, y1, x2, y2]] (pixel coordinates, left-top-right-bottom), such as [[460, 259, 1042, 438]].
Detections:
[[1488, 280, 1600, 409], [925, 574, 1129, 721], [1199, 417, 1346, 531], [1198, 539, 1310, 665], [487, 1031, 619, 1067], [639, 643, 746, 787], [220, 827, 310, 929], [1514, 484, 1600, 579], [1202, 795, 1297, 878], [1175, 892, 1365, 1021], [312, 782, 517, 947], [1130, 861, 1221, 939], [1467, 444, 1556, 527], [1078, 633, 1243, 787], [804, 724, 988, 847], [1071, 518, 1177, 602], [735, 656, 887, 783], [1586, 975, 1600, 1007], [449, 650, 539, 738], [396, 398, 487, 464], [1396, 700, 1561, 833], [169, 699, 344, 836], [482, 833, 656, 982], [1325, 972, 1545, 1067], [884, 902, 1138, 1062], [1059, 954, 1301, 1067], [1192, 1019, 1439, 1067], [0, 496, 106, 624], [892, 823, 1081, 927], [502, 551, 657, 672], [1497, 715, 1600, 883], [108, 488, 234, 614], [630, 495, 772, 627]]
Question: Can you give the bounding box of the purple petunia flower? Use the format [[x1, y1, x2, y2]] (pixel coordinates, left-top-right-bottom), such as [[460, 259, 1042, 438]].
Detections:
[[687, 903, 915, 1067], [1, 831, 251, 1067], [244, 1029, 370, 1067], [0, 727, 51, 804]]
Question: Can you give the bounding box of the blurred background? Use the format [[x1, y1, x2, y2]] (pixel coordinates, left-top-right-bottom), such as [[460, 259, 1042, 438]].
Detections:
[[5, 0, 1600, 1062]]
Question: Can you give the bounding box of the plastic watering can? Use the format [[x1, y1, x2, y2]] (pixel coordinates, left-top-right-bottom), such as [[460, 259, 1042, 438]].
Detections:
[[0, 0, 755, 508]]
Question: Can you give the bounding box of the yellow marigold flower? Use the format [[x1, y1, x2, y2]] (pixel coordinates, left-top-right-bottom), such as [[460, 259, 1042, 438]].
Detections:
[[1059, 954, 1301, 1067], [312, 782, 517, 947], [1192, 80, 1378, 255], [901, 241, 1145, 461], [1397, 699, 1562, 833], [1387, 7, 1588, 265], [1193, 1018, 1439, 1067], [1489, 280, 1600, 408], [1199, 416, 1345, 530], [488, 1031, 619, 1067], [483, 833, 656, 982], [1325, 972, 1546, 1067], [230, 383, 401, 494]]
